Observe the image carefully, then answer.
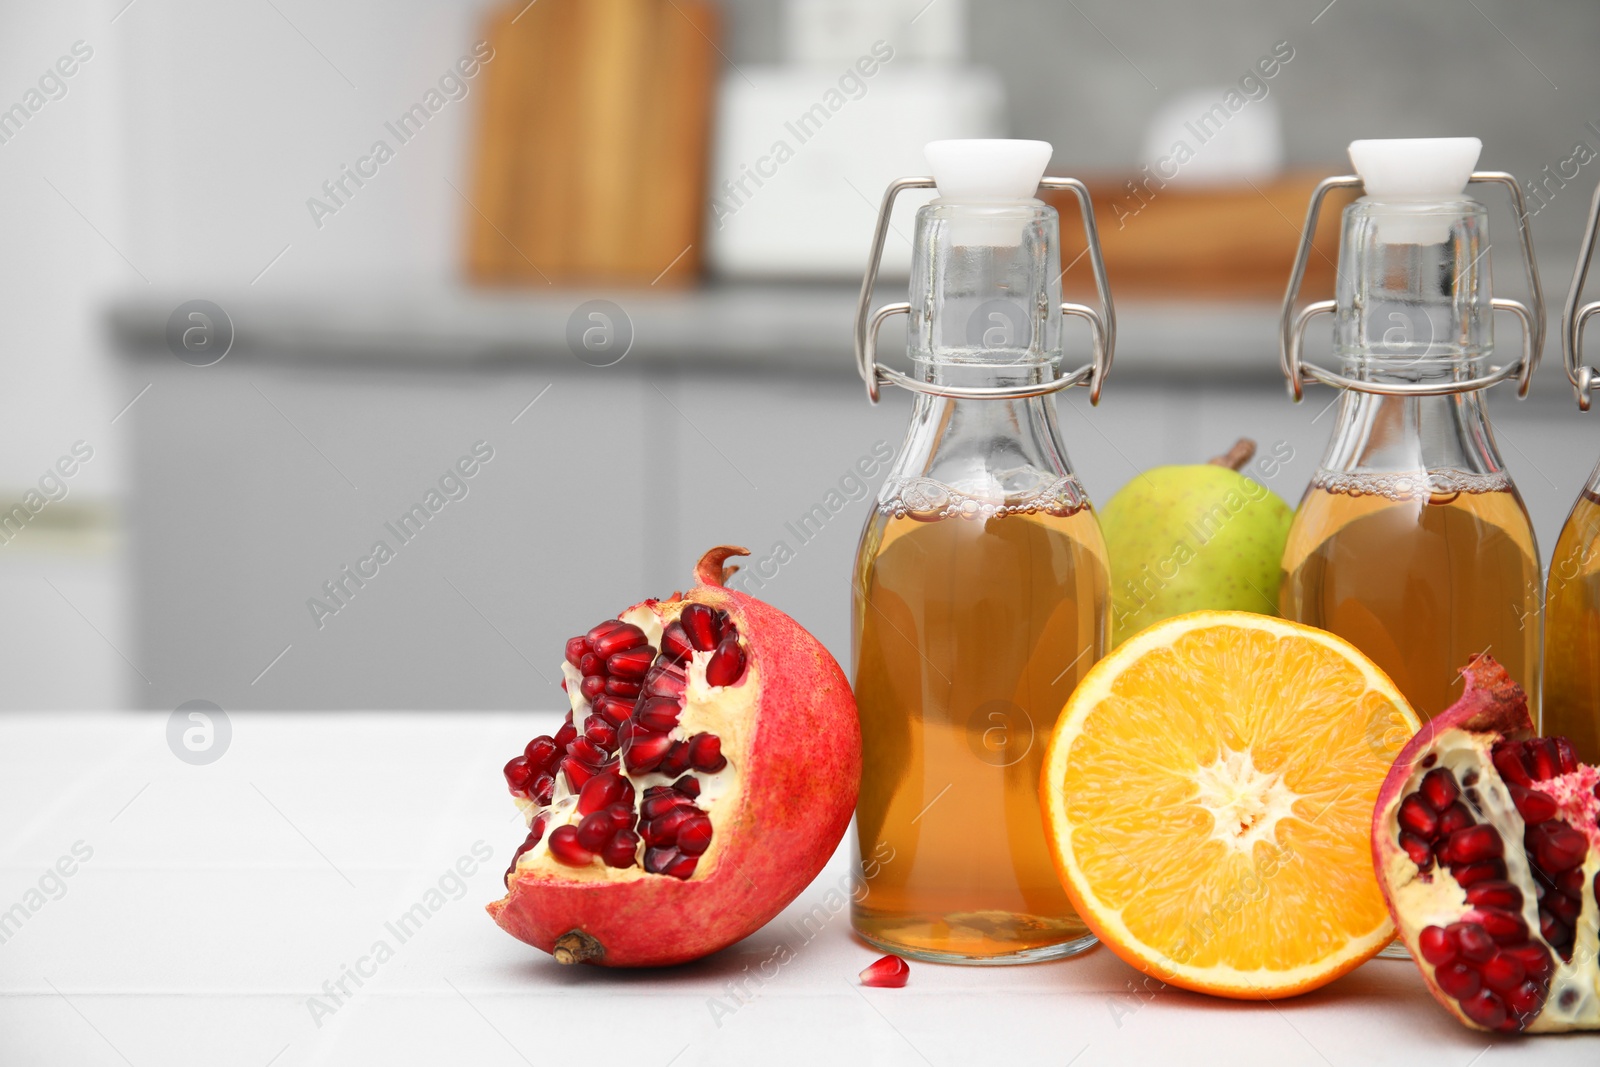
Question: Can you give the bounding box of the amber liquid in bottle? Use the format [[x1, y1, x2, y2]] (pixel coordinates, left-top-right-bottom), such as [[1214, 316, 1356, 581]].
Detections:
[[852, 488, 1107, 960], [1543, 488, 1600, 760], [1281, 472, 1541, 718]]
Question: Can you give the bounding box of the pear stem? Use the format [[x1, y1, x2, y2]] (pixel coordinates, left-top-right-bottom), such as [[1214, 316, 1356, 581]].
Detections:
[[1207, 438, 1256, 472]]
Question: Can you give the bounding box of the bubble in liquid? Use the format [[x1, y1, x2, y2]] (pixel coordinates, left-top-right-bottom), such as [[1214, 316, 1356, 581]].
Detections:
[[1312, 468, 1510, 503]]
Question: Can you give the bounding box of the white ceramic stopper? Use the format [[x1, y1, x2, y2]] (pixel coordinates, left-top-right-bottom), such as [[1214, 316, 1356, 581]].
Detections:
[[1348, 137, 1481, 244], [924, 139, 1052, 245]]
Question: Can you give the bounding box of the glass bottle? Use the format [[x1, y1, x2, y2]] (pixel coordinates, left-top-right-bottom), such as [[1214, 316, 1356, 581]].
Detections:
[[1278, 138, 1546, 723], [849, 140, 1115, 964], [1545, 176, 1600, 762]]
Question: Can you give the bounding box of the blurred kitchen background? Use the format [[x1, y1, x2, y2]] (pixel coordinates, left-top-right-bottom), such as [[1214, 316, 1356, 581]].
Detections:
[[4, 0, 1599, 710]]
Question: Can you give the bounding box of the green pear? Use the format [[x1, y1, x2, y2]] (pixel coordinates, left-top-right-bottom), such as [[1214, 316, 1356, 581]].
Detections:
[[1099, 439, 1293, 646]]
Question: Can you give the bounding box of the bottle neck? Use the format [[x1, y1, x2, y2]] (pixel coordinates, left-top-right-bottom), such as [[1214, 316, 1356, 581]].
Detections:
[[878, 392, 1085, 517], [1316, 389, 1510, 487], [877, 197, 1086, 514], [1334, 198, 1494, 381]]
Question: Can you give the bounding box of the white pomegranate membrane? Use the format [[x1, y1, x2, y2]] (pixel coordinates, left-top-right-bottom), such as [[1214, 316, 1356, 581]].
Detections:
[[502, 602, 747, 882], [1376, 658, 1600, 1034]]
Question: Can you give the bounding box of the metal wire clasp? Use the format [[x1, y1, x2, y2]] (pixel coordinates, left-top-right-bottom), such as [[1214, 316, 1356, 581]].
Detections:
[[852, 177, 1116, 405], [1279, 173, 1544, 402], [1563, 180, 1600, 411]]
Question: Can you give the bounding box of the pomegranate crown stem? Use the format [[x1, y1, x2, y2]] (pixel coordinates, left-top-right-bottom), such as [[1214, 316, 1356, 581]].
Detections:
[[695, 545, 750, 589]]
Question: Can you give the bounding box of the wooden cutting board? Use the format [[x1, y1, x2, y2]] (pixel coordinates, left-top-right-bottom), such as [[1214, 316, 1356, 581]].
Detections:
[[1048, 172, 1355, 302], [465, 0, 718, 288]]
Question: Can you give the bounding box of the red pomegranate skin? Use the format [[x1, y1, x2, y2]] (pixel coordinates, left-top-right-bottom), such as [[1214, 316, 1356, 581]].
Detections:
[[488, 547, 862, 967]]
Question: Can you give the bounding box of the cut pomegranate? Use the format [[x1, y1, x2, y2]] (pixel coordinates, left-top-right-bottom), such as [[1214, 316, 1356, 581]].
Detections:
[[1373, 655, 1600, 1033], [489, 546, 862, 967], [859, 955, 910, 988]]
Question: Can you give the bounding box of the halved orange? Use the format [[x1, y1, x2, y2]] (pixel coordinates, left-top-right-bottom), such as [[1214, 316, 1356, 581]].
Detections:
[[1041, 610, 1421, 998]]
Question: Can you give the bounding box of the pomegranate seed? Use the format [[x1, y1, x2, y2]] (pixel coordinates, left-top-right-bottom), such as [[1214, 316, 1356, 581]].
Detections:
[[1436, 802, 1474, 836], [602, 828, 640, 868], [645, 808, 694, 847], [579, 652, 606, 677], [585, 718, 618, 751], [560, 756, 595, 792], [1506, 782, 1557, 824], [635, 697, 682, 732], [1491, 742, 1532, 786], [577, 772, 627, 815], [553, 721, 577, 749], [1398, 795, 1439, 837], [1399, 832, 1432, 868], [604, 677, 642, 698], [1545, 891, 1580, 926], [622, 731, 672, 774], [604, 802, 636, 833], [1526, 738, 1560, 780], [1420, 767, 1460, 810], [1461, 989, 1508, 1030], [567, 737, 605, 768], [1501, 942, 1553, 982], [1449, 922, 1495, 963], [531, 773, 555, 806], [1476, 909, 1527, 944], [688, 732, 726, 773], [643, 846, 676, 873], [705, 636, 746, 687], [590, 622, 648, 659], [643, 662, 688, 699], [547, 825, 593, 866], [664, 852, 698, 879], [607, 646, 655, 679], [565, 636, 590, 666], [593, 696, 635, 727], [1527, 822, 1587, 873], [1444, 825, 1503, 865], [579, 675, 606, 701], [859, 955, 910, 988], [1480, 953, 1525, 992], [673, 775, 701, 799], [507, 816, 548, 885], [658, 741, 693, 779], [1538, 907, 1570, 949], [585, 619, 627, 644], [1506, 978, 1542, 1018], [640, 793, 691, 820], [1464, 880, 1522, 910], [677, 816, 713, 855], [1434, 961, 1481, 1000], [660, 621, 694, 662], [1553, 736, 1579, 773], [679, 603, 721, 651], [504, 756, 534, 794], [576, 810, 616, 851], [1451, 859, 1505, 886], [1418, 926, 1456, 965], [524, 735, 559, 769]]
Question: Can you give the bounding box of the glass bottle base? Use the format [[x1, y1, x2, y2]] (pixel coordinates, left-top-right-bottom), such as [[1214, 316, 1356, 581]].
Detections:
[[1375, 938, 1412, 960], [853, 914, 1098, 966]]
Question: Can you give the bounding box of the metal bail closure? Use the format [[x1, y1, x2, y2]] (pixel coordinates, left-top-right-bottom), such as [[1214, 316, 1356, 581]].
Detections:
[[852, 177, 1116, 405], [1564, 179, 1600, 411], [1279, 172, 1544, 402]]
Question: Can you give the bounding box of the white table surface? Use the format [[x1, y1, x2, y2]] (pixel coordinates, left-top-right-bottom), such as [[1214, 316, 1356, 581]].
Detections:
[[3, 710, 1597, 1067]]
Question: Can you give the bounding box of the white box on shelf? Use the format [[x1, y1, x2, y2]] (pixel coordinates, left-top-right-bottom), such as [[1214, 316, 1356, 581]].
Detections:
[[706, 65, 1005, 279]]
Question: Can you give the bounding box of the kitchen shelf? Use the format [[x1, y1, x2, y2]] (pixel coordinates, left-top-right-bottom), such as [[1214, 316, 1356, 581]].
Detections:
[[106, 284, 1288, 380]]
